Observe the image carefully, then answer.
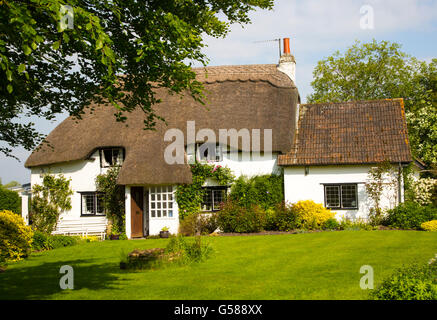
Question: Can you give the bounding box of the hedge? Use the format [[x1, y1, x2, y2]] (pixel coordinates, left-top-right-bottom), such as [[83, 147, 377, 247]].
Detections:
[[0, 187, 21, 214]]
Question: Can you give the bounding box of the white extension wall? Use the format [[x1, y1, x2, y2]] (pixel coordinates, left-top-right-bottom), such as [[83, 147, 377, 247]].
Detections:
[[210, 151, 280, 177], [30, 150, 108, 235], [283, 165, 402, 221]]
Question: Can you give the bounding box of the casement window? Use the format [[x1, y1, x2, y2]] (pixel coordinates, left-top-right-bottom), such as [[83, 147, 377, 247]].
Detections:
[[100, 148, 124, 167], [196, 143, 223, 162], [324, 184, 358, 209], [80, 192, 105, 216], [149, 186, 174, 218], [201, 187, 227, 211]]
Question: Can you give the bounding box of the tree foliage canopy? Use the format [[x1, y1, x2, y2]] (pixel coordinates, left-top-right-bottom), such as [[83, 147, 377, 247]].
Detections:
[[0, 0, 273, 156], [308, 40, 437, 167]]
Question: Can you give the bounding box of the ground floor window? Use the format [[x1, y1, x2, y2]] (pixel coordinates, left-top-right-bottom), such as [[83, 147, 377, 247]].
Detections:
[[149, 186, 174, 218], [80, 192, 105, 216], [201, 187, 227, 211], [324, 184, 358, 209]]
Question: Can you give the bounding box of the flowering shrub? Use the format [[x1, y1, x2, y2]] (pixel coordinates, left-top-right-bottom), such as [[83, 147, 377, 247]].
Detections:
[[0, 210, 33, 265], [217, 200, 266, 233], [410, 178, 437, 205], [264, 202, 297, 231], [292, 200, 335, 229], [421, 220, 437, 232], [179, 212, 218, 236], [384, 201, 437, 230], [80, 235, 100, 242], [370, 259, 437, 300]]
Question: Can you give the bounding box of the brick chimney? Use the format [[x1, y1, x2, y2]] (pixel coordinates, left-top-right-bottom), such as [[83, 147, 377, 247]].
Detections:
[[277, 38, 296, 84]]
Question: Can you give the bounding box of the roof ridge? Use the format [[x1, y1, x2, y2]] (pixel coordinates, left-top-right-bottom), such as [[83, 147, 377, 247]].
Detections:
[[192, 63, 277, 71], [300, 98, 404, 107]]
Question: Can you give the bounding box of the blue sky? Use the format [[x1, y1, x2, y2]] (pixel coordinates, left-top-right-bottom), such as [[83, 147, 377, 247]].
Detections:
[[1, 0, 437, 184]]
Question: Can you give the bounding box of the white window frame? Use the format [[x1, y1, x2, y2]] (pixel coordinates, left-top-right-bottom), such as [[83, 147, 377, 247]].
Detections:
[[201, 186, 227, 212], [100, 148, 124, 168], [80, 192, 105, 216], [148, 186, 176, 219]]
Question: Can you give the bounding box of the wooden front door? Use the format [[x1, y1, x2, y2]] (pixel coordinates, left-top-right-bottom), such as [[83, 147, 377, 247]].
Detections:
[[131, 187, 144, 238]]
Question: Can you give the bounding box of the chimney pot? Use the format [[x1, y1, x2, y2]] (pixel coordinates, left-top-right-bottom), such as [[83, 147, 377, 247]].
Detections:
[[283, 38, 290, 54], [277, 37, 296, 84]]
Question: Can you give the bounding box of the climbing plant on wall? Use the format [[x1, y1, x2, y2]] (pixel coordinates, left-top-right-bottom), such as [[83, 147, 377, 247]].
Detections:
[[176, 163, 235, 220], [95, 167, 125, 236]]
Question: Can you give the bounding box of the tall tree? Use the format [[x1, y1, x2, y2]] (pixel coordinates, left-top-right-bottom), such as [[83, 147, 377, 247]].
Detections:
[[0, 0, 273, 156], [308, 40, 437, 168]]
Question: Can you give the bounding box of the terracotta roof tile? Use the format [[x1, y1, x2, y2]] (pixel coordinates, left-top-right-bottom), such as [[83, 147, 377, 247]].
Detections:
[[278, 99, 412, 166]]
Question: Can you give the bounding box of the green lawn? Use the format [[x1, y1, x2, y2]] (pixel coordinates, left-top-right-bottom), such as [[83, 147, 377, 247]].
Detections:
[[1, 231, 436, 300]]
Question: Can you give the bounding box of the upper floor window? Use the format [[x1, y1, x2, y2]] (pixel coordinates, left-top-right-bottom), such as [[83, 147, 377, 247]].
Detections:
[[196, 143, 222, 162], [324, 184, 358, 210], [100, 148, 124, 167]]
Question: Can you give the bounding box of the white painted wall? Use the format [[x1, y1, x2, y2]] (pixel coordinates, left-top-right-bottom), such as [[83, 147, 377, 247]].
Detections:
[[21, 194, 29, 225], [30, 150, 108, 234], [188, 150, 280, 178], [283, 165, 402, 221]]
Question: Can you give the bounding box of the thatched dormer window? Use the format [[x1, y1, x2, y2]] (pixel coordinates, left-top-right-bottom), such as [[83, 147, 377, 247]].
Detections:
[[99, 148, 124, 168]]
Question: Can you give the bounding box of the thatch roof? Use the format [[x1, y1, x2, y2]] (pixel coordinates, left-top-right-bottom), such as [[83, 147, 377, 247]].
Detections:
[[278, 99, 412, 166], [25, 64, 299, 185]]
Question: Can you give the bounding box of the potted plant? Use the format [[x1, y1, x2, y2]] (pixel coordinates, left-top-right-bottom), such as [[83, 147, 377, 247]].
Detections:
[[110, 232, 120, 240], [160, 226, 170, 238]]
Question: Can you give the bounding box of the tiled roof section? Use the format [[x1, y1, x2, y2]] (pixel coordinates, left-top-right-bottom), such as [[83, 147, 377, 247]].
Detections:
[[278, 99, 412, 166], [193, 64, 296, 88]]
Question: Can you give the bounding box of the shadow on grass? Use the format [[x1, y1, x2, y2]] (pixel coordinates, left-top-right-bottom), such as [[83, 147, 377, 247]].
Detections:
[[0, 258, 122, 300]]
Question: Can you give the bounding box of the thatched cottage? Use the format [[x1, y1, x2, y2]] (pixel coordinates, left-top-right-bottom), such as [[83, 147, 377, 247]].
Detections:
[[25, 39, 412, 238]]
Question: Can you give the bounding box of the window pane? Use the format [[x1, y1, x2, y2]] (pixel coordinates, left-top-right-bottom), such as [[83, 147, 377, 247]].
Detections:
[[96, 194, 105, 215], [341, 185, 357, 208], [202, 189, 213, 211], [215, 145, 222, 161], [103, 149, 113, 166], [325, 186, 340, 208], [213, 189, 226, 210], [151, 210, 155, 217], [112, 149, 119, 164], [82, 194, 95, 215], [168, 210, 173, 217]]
